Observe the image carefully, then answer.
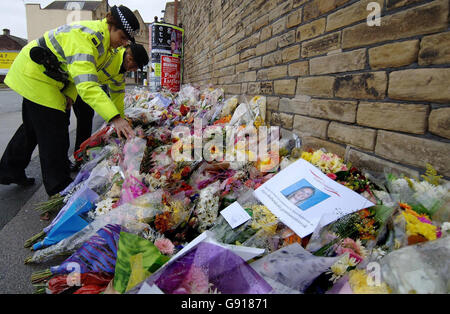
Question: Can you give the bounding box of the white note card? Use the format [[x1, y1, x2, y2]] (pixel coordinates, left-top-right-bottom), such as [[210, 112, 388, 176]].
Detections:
[[220, 202, 252, 229]]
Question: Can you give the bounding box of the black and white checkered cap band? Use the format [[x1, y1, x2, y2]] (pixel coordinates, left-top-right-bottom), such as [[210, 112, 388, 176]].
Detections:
[[117, 7, 139, 38]]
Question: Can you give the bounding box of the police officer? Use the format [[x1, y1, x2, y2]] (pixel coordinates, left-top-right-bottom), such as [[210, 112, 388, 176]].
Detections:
[[0, 5, 139, 196], [71, 43, 149, 171]]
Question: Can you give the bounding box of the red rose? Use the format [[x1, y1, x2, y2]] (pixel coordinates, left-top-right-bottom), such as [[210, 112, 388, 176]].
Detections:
[[181, 166, 191, 177], [327, 173, 337, 180], [180, 104, 190, 116]]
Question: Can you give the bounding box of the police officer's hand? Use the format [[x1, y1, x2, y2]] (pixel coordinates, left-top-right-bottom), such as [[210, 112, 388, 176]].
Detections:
[[111, 115, 135, 140], [65, 96, 73, 111]]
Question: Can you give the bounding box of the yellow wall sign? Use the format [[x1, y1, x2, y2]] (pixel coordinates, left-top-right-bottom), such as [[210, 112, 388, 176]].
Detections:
[[154, 63, 161, 77], [0, 51, 19, 69]]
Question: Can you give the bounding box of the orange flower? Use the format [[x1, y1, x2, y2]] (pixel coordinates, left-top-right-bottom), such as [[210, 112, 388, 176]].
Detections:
[[399, 202, 430, 220], [283, 234, 302, 246], [155, 212, 172, 233], [358, 208, 371, 219], [213, 115, 231, 125], [399, 202, 412, 211]]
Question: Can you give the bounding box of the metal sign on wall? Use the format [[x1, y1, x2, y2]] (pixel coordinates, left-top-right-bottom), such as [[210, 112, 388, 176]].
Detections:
[[149, 23, 184, 92]]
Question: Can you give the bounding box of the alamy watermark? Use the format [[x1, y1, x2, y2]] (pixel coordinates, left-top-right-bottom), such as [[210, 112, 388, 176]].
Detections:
[[367, 2, 381, 26], [170, 118, 280, 172], [66, 2, 82, 24]]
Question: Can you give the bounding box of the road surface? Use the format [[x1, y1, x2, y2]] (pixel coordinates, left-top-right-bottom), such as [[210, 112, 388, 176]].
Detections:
[[0, 88, 104, 293]]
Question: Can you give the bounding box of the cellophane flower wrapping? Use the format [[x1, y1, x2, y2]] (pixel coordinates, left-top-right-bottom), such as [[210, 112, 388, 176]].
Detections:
[[28, 191, 163, 263], [113, 231, 170, 293], [47, 272, 113, 294], [41, 224, 123, 294], [249, 243, 340, 294], [379, 236, 450, 293], [49, 224, 123, 276], [28, 84, 450, 295], [117, 136, 148, 206], [33, 187, 99, 251], [386, 171, 450, 220], [44, 160, 118, 235], [128, 242, 273, 294], [175, 84, 200, 107]]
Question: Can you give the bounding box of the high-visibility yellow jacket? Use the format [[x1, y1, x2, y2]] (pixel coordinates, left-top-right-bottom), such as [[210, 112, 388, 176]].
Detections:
[[5, 18, 121, 122], [97, 47, 126, 117]]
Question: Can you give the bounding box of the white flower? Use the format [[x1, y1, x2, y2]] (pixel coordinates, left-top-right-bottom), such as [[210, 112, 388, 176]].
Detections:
[[410, 180, 450, 211], [442, 222, 450, 233], [196, 183, 220, 232], [141, 227, 164, 242], [390, 178, 413, 195], [373, 190, 394, 206], [412, 180, 449, 200], [355, 239, 368, 258], [371, 247, 387, 260], [144, 174, 168, 191], [92, 198, 114, 217], [327, 253, 358, 283]]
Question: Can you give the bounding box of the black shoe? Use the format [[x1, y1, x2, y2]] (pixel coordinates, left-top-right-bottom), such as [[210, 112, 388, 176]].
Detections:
[[0, 176, 35, 186]]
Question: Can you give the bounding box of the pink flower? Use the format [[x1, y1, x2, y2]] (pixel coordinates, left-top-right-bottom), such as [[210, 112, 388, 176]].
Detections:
[[335, 238, 365, 263], [327, 173, 337, 180], [336, 248, 364, 263], [155, 238, 175, 255], [418, 216, 432, 224], [175, 266, 210, 294]]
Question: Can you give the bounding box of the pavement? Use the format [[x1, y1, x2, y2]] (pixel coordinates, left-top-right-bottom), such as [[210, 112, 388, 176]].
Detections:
[[0, 88, 104, 293]]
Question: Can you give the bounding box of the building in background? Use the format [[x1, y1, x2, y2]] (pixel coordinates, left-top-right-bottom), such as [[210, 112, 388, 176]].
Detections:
[[26, 0, 108, 42], [0, 29, 27, 83], [163, 1, 183, 26], [124, 9, 149, 85], [25, 0, 149, 84]]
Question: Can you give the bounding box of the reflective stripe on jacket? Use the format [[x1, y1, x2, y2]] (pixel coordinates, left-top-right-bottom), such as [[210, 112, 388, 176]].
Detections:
[[97, 47, 126, 117], [5, 19, 120, 122]]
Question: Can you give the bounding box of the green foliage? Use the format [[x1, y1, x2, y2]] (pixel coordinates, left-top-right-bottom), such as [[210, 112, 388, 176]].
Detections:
[[331, 213, 361, 240], [386, 173, 397, 182], [372, 205, 395, 225], [421, 163, 443, 186]]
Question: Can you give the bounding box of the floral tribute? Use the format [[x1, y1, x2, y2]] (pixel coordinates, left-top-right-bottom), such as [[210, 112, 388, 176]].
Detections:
[[25, 85, 449, 294]]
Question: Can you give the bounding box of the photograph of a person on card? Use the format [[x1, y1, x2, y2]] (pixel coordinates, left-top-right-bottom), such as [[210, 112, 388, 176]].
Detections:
[[281, 179, 330, 211]]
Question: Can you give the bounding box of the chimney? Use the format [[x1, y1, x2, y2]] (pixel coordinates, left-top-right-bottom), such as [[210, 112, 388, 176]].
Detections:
[[3, 29, 10, 36]]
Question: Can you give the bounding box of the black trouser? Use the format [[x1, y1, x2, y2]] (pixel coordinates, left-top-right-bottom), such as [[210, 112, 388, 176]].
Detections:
[[72, 85, 108, 154], [72, 96, 95, 154], [0, 98, 72, 196]]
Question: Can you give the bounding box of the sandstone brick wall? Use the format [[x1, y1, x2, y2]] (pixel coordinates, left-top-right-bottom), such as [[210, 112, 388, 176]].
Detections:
[[180, 0, 450, 177]]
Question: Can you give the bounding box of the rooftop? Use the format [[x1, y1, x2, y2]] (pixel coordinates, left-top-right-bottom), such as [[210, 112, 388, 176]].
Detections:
[[0, 29, 27, 47], [44, 1, 103, 11]]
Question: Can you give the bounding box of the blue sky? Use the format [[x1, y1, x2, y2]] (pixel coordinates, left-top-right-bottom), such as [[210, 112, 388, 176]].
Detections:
[[2, 0, 171, 39]]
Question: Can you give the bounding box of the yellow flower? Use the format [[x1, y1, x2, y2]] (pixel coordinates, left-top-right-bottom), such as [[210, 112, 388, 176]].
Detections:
[[170, 200, 187, 224], [251, 205, 278, 234], [348, 269, 391, 294], [246, 150, 256, 161], [300, 151, 313, 162], [402, 211, 437, 241], [310, 150, 323, 164], [328, 253, 358, 283], [254, 116, 264, 128]]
